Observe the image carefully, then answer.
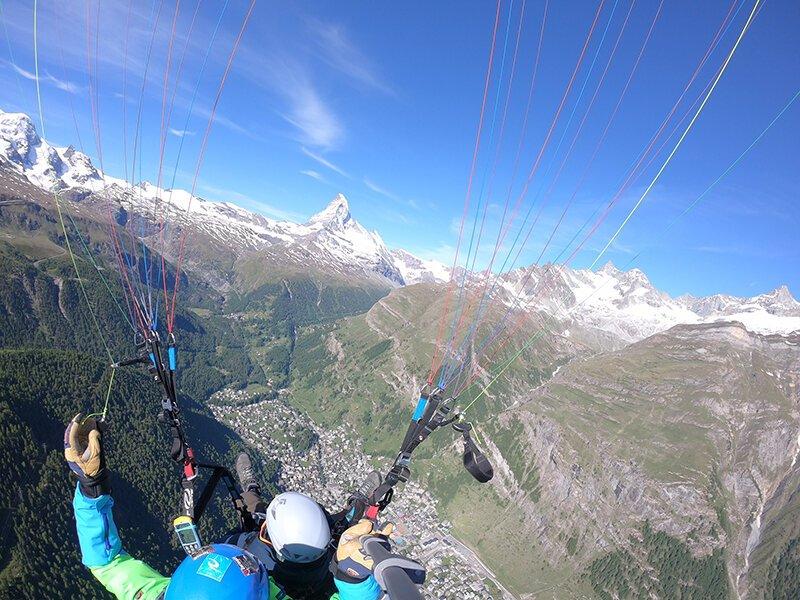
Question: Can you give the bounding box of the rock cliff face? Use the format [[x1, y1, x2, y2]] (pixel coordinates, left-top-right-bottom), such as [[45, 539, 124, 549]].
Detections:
[[470, 324, 800, 596]]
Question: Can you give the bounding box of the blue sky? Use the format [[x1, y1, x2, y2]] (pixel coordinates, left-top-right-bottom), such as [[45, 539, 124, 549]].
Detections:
[[0, 0, 797, 298]]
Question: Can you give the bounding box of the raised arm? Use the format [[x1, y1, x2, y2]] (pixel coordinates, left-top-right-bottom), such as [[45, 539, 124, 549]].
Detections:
[[65, 414, 170, 600]]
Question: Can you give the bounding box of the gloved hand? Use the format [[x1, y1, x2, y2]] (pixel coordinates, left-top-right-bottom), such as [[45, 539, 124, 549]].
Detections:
[[64, 413, 111, 499], [334, 519, 394, 583]]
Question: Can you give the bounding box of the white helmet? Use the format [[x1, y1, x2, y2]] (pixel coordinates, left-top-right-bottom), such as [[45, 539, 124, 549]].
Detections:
[[265, 492, 331, 563]]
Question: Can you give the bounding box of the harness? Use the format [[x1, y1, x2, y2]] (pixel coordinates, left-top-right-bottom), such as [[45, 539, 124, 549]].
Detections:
[[114, 321, 254, 545], [368, 385, 494, 518]]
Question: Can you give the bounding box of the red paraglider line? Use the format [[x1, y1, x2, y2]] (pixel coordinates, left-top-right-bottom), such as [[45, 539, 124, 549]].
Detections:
[[563, 0, 739, 265], [460, 0, 550, 352], [532, 0, 638, 266], [447, 0, 530, 376], [444, 0, 607, 388], [494, 0, 607, 257], [536, 0, 662, 265], [169, 0, 257, 332], [82, 1, 148, 333], [457, 0, 741, 394], [158, 2, 203, 324], [428, 0, 503, 385]]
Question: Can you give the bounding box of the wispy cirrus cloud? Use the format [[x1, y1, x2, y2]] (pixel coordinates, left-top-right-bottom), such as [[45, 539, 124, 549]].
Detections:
[[280, 70, 344, 149], [364, 177, 399, 200], [168, 128, 194, 138], [413, 243, 456, 266], [7, 62, 81, 94], [384, 211, 413, 225], [187, 101, 265, 142], [691, 244, 793, 259], [306, 18, 393, 96], [235, 16, 393, 150], [364, 177, 420, 210], [301, 169, 326, 182], [236, 45, 345, 149], [301, 146, 349, 178], [449, 216, 462, 236], [609, 239, 636, 255]]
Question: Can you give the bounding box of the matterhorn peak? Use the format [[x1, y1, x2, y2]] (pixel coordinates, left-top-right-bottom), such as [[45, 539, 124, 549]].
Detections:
[[308, 193, 351, 228]]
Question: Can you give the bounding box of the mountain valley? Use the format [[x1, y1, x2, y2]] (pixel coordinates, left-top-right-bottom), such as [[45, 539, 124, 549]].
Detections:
[[1, 108, 799, 599]]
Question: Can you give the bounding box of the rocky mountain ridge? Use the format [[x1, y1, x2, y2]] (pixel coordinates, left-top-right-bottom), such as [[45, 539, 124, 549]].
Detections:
[[500, 262, 800, 344], [1, 108, 798, 345]]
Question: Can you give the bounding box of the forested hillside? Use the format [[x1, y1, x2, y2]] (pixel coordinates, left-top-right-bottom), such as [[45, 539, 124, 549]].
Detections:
[[0, 194, 390, 597], [0, 349, 257, 598], [0, 233, 276, 597]]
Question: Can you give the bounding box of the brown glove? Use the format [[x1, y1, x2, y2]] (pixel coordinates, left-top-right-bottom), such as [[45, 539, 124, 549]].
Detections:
[[64, 413, 110, 498], [334, 519, 394, 582]]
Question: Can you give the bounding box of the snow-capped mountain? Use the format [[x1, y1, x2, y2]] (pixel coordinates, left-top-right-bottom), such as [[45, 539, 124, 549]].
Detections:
[[0, 110, 107, 191], [295, 194, 406, 285], [553, 262, 703, 342], [679, 285, 800, 318], [0, 110, 415, 285], [390, 249, 451, 285], [1, 108, 797, 342], [677, 286, 800, 335], [496, 262, 799, 342]]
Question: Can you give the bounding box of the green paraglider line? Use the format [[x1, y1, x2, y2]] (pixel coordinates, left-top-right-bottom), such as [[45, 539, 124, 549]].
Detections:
[[591, 0, 764, 267], [33, 0, 117, 420], [459, 83, 800, 415], [459, 329, 544, 412], [63, 211, 137, 332], [83, 369, 116, 424], [642, 87, 800, 246], [454, 0, 765, 398]]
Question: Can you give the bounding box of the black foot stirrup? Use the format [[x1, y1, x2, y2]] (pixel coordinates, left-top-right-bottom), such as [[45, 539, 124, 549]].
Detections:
[[453, 422, 494, 483]]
